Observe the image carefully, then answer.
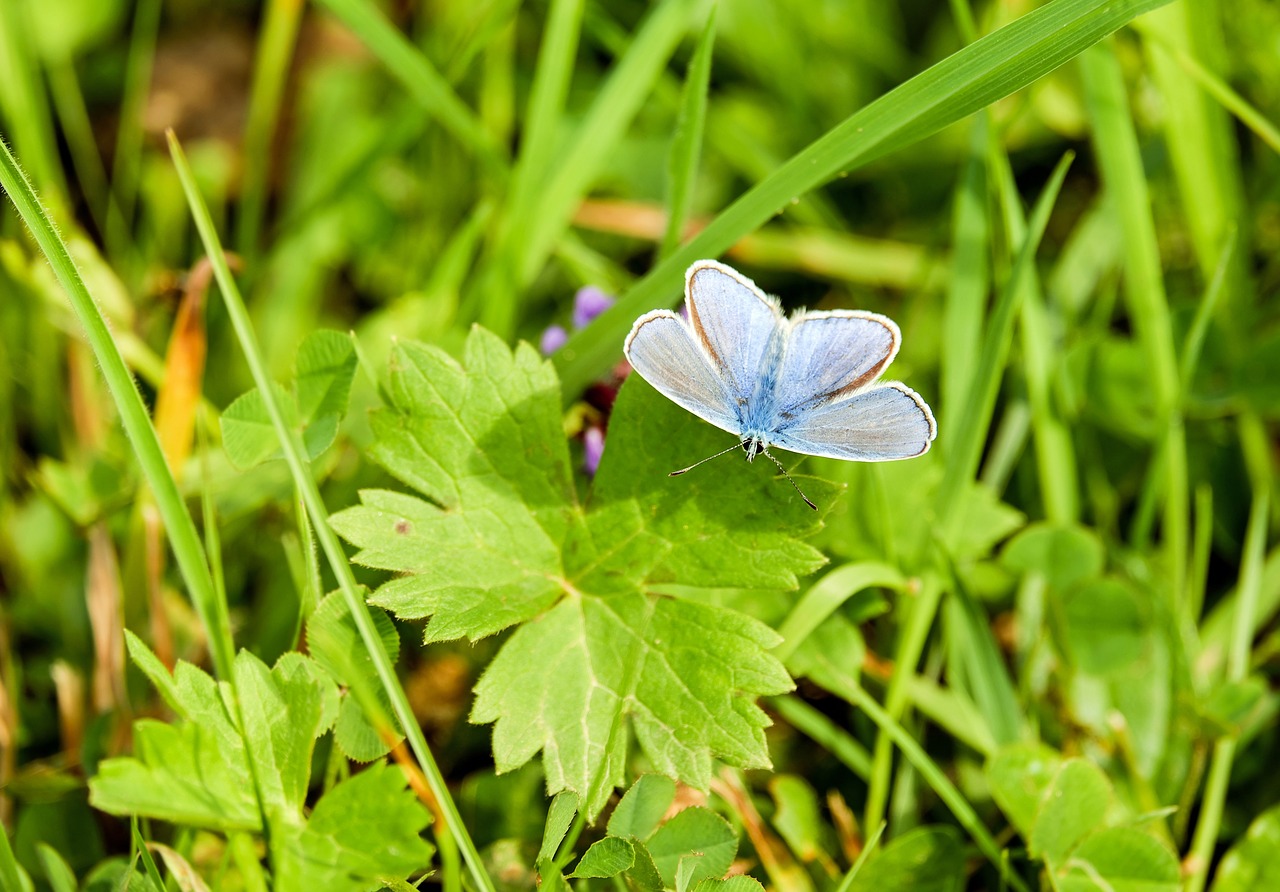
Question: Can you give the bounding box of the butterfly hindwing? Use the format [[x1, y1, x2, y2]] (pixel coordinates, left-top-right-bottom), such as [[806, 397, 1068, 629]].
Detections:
[[771, 381, 936, 461]]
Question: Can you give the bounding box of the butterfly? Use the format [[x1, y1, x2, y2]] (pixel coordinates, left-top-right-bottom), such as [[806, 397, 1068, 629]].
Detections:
[[624, 259, 937, 509]]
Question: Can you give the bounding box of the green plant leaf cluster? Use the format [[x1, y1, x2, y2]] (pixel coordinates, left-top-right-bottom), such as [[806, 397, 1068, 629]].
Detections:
[[989, 749, 1180, 892], [88, 633, 432, 889], [331, 328, 837, 816]]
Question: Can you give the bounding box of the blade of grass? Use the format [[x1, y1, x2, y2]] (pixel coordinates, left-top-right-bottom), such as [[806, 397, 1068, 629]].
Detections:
[[508, 0, 584, 227], [770, 695, 872, 779], [1135, 4, 1254, 335], [773, 562, 904, 663], [839, 677, 1029, 892], [0, 0, 68, 208], [0, 137, 236, 682], [555, 0, 1173, 397], [864, 153, 1073, 834], [985, 134, 1079, 524], [481, 0, 702, 337], [166, 131, 497, 892], [44, 56, 113, 236], [236, 0, 304, 261], [313, 0, 505, 170], [658, 6, 717, 261], [105, 0, 160, 269], [1080, 40, 1186, 609], [1184, 487, 1269, 892], [940, 117, 990, 420]]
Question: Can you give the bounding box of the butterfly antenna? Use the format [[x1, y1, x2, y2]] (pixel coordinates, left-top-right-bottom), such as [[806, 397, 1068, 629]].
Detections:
[[669, 442, 743, 476], [761, 447, 817, 510]]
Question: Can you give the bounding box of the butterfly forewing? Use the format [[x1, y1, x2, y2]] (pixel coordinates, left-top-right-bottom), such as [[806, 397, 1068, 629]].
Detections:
[[771, 312, 899, 419], [771, 382, 936, 461], [685, 261, 783, 407], [624, 311, 741, 435]]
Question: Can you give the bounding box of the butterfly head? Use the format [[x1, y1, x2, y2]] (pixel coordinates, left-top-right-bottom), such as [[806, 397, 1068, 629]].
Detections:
[[741, 436, 765, 462]]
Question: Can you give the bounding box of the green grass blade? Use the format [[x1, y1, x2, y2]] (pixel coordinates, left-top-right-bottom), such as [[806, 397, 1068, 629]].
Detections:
[[940, 118, 990, 421], [0, 136, 236, 681], [935, 151, 1074, 536], [1080, 40, 1186, 608], [555, 0, 1173, 396], [508, 0, 702, 288], [313, 0, 505, 169], [0, 0, 68, 208], [842, 679, 1029, 892], [659, 6, 717, 261], [1184, 488, 1270, 892], [510, 0, 584, 222], [773, 561, 904, 663], [863, 153, 1072, 835], [166, 131, 498, 892], [770, 695, 872, 779], [237, 0, 304, 260], [986, 131, 1079, 524], [106, 0, 160, 265]]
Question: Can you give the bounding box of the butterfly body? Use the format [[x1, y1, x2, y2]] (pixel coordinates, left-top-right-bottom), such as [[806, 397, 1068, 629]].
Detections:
[[624, 260, 936, 504]]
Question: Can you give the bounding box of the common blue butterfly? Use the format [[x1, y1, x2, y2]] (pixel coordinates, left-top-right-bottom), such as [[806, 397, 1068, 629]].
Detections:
[[624, 260, 937, 508]]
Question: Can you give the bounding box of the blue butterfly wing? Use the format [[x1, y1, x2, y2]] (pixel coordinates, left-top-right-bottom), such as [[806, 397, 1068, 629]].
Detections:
[[771, 382, 937, 461], [771, 311, 899, 417], [624, 310, 741, 435], [684, 260, 783, 408]]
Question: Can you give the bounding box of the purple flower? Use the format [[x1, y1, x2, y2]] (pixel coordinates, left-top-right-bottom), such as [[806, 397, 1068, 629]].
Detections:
[[583, 426, 606, 476], [572, 286, 614, 329], [540, 324, 569, 355]]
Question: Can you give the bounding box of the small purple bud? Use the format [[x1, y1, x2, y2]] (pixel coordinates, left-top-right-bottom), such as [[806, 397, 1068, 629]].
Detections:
[[540, 324, 569, 355], [572, 286, 614, 329], [583, 426, 606, 476]]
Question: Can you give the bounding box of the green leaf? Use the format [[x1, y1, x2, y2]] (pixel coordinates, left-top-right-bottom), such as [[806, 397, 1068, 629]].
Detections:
[[1212, 805, 1280, 892], [609, 775, 677, 841], [1056, 827, 1179, 892], [89, 640, 431, 884], [235, 651, 338, 822], [1057, 578, 1149, 674], [306, 591, 402, 761], [221, 381, 299, 470], [625, 841, 666, 892], [1002, 523, 1105, 590], [592, 376, 836, 587], [220, 330, 357, 469], [986, 743, 1063, 841], [90, 642, 261, 832], [769, 775, 825, 862], [692, 878, 765, 892], [847, 826, 965, 892], [294, 330, 358, 424], [1200, 676, 1270, 738], [333, 330, 820, 815], [473, 593, 791, 816], [277, 762, 435, 890], [647, 808, 736, 889], [539, 791, 580, 863], [571, 837, 636, 879], [1029, 759, 1112, 865]]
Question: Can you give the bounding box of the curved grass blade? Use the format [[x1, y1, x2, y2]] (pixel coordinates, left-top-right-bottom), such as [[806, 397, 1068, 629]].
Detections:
[[166, 131, 498, 892], [0, 137, 236, 681], [556, 0, 1173, 396]]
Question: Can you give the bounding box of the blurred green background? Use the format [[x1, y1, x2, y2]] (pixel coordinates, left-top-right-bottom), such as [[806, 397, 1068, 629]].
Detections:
[[1, 0, 1278, 887]]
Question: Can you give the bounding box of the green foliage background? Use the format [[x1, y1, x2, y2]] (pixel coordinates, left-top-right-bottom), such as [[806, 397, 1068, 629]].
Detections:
[[0, 0, 1278, 889]]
